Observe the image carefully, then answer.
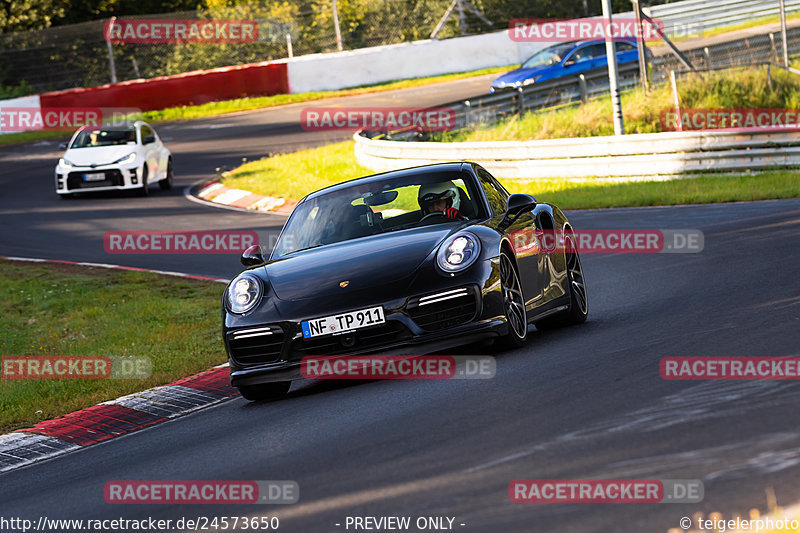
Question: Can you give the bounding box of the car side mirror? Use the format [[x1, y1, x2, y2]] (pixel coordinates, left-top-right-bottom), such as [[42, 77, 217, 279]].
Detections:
[[241, 244, 266, 267], [59, 143, 68, 150], [563, 59, 576, 67], [500, 194, 537, 230], [143, 135, 155, 145]]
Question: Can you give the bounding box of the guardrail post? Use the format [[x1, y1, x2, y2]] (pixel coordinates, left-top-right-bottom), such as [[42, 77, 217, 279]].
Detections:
[[704, 47, 711, 69], [464, 100, 471, 127], [578, 74, 587, 103], [516, 87, 525, 115], [780, 0, 789, 66], [106, 16, 118, 84], [631, 0, 649, 93], [770, 33, 779, 63], [767, 63, 773, 91], [670, 70, 683, 132]]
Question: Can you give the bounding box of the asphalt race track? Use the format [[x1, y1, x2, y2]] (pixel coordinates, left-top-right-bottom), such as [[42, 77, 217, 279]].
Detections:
[[1, 74, 800, 533]]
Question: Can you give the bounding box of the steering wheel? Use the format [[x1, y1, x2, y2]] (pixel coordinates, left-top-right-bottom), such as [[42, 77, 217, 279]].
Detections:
[[420, 211, 449, 221]]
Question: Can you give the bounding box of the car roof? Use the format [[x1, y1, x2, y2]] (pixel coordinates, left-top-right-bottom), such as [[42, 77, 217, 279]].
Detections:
[[541, 37, 638, 50], [75, 120, 148, 133], [304, 162, 472, 201]]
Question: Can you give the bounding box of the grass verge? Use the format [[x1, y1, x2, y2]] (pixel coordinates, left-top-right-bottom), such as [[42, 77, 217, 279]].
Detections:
[[440, 64, 800, 142], [0, 259, 226, 432], [0, 65, 510, 147], [221, 140, 800, 209]]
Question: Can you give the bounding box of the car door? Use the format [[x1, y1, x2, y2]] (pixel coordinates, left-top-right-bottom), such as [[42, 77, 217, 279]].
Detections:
[[476, 167, 543, 309], [138, 124, 160, 180], [152, 127, 169, 178], [561, 44, 602, 76], [614, 41, 639, 65]]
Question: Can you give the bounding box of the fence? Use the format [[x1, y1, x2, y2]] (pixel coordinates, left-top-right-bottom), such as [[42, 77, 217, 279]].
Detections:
[[2, 0, 799, 95], [0, 0, 592, 94]]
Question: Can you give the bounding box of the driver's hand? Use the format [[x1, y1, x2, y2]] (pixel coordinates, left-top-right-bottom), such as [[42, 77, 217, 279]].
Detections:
[[443, 207, 463, 220]]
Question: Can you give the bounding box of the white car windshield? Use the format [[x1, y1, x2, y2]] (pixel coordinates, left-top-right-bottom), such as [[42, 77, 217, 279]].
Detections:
[[71, 128, 137, 148]]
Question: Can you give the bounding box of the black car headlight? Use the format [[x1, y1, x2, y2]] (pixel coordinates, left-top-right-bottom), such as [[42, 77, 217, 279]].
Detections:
[[437, 232, 481, 273], [226, 273, 263, 314]]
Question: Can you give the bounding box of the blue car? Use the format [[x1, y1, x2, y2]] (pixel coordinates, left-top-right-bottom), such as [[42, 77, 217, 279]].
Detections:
[[490, 38, 651, 93]]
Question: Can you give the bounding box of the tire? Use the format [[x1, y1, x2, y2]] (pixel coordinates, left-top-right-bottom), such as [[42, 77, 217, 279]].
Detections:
[[238, 381, 291, 402], [138, 165, 149, 196], [535, 229, 588, 330], [159, 158, 173, 190], [495, 253, 528, 349]]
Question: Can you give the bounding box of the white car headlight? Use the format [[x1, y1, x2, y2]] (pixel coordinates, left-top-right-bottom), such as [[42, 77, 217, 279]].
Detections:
[[437, 233, 481, 273], [58, 158, 74, 168], [114, 153, 136, 165], [226, 273, 263, 314]]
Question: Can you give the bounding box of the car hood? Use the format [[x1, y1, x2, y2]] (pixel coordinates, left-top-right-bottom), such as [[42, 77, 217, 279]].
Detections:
[[492, 65, 553, 87], [264, 225, 456, 301], [64, 145, 137, 166]]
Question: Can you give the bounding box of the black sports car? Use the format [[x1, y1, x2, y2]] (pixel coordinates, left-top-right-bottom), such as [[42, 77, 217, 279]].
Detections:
[[222, 162, 588, 400]]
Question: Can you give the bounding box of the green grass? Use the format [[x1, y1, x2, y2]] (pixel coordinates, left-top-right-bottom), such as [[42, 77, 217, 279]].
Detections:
[[222, 140, 800, 209], [223, 140, 375, 200], [0, 260, 226, 432], [441, 65, 800, 142], [502, 172, 800, 208], [0, 65, 510, 147]]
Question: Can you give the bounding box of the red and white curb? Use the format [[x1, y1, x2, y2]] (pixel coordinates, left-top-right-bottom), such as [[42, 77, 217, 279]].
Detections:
[[195, 181, 297, 214], [0, 364, 237, 473], [0, 256, 236, 473]]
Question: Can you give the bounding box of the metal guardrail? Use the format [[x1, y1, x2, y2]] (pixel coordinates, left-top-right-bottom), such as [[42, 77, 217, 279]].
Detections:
[[353, 128, 800, 178]]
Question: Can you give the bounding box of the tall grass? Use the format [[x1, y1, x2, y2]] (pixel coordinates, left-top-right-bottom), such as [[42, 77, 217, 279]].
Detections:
[[444, 66, 800, 142]]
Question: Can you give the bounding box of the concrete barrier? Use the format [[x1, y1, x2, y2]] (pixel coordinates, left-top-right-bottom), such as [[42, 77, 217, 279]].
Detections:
[[286, 31, 546, 93], [40, 61, 288, 112]]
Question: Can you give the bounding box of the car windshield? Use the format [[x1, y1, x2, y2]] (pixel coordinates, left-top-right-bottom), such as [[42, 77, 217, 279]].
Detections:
[[71, 127, 137, 148], [521, 43, 575, 69], [272, 170, 485, 258]]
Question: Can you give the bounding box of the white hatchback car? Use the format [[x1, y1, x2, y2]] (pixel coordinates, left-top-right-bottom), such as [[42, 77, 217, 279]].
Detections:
[[55, 121, 172, 198]]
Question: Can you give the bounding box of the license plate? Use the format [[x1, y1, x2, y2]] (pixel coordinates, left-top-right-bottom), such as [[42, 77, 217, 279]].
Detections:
[[302, 306, 385, 338], [83, 173, 105, 182]]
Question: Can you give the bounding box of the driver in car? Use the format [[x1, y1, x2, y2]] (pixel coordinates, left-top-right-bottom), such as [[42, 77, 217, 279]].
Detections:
[[418, 181, 465, 220]]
